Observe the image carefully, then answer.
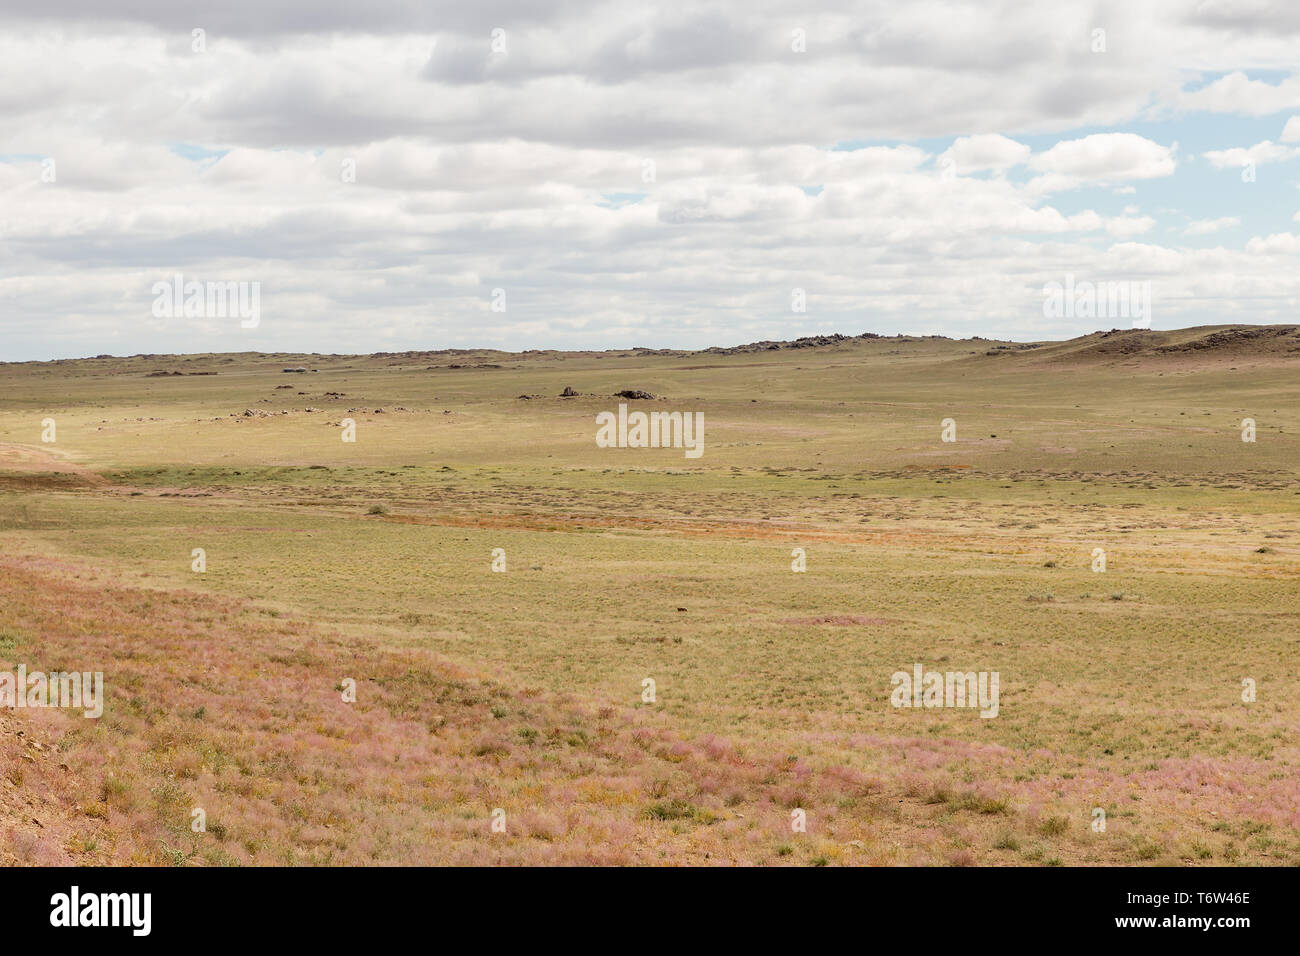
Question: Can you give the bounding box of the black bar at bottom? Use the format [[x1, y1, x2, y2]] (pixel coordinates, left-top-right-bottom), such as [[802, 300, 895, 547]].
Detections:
[[1, 865, 1275, 941]]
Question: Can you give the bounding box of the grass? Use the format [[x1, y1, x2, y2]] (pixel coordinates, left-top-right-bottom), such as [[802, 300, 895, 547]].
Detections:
[[1, 331, 1298, 864], [0, 629, 22, 656]]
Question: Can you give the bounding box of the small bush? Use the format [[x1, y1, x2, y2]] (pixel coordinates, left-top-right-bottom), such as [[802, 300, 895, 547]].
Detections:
[[1131, 835, 1164, 861], [644, 800, 691, 820], [1039, 816, 1069, 836], [642, 799, 717, 824], [956, 791, 1010, 815]]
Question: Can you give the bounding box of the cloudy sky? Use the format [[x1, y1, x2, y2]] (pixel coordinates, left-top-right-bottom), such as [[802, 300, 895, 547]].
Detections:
[[4, 1, 1300, 360]]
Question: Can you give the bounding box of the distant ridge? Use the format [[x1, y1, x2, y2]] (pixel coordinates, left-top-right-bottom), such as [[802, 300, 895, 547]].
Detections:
[[6, 324, 1300, 366]]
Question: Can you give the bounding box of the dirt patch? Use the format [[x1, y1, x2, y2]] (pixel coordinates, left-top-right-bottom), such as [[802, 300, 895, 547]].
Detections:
[[0, 444, 109, 488], [780, 614, 895, 627], [0, 472, 104, 492]]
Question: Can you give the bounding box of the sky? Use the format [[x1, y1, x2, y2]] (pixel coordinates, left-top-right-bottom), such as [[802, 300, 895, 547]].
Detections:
[[4, 1, 1300, 360]]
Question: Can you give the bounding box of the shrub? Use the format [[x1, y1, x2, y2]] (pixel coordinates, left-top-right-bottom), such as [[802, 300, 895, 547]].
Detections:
[[1039, 816, 1069, 836]]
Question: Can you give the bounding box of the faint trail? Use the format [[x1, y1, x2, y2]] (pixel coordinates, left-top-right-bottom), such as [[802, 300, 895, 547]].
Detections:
[[0, 443, 110, 487]]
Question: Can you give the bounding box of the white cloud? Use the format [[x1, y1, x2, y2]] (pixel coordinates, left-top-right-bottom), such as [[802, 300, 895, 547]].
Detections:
[[1185, 216, 1241, 235], [1178, 72, 1300, 116], [3, 6, 1300, 357], [1030, 134, 1177, 182], [1105, 216, 1157, 238], [937, 134, 1031, 174], [1203, 140, 1300, 168], [1024, 134, 1178, 197], [1246, 232, 1300, 254]]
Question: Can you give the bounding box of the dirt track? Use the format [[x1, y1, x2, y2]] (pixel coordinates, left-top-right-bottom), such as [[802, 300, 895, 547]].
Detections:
[[0, 443, 108, 489]]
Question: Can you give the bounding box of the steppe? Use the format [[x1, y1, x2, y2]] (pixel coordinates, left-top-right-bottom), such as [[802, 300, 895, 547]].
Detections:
[[1, 325, 1297, 865]]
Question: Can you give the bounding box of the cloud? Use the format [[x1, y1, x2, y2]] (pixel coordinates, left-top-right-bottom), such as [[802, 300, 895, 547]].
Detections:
[[1105, 215, 1157, 238], [1202, 140, 1300, 168], [1030, 133, 1177, 181], [937, 134, 1031, 174], [1023, 134, 1177, 195], [2, 5, 1300, 358], [1246, 232, 1300, 254], [1178, 72, 1300, 116], [1184, 216, 1241, 235]]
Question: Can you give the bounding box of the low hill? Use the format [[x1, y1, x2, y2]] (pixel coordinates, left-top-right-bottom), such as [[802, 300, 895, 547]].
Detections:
[[1004, 325, 1300, 366]]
